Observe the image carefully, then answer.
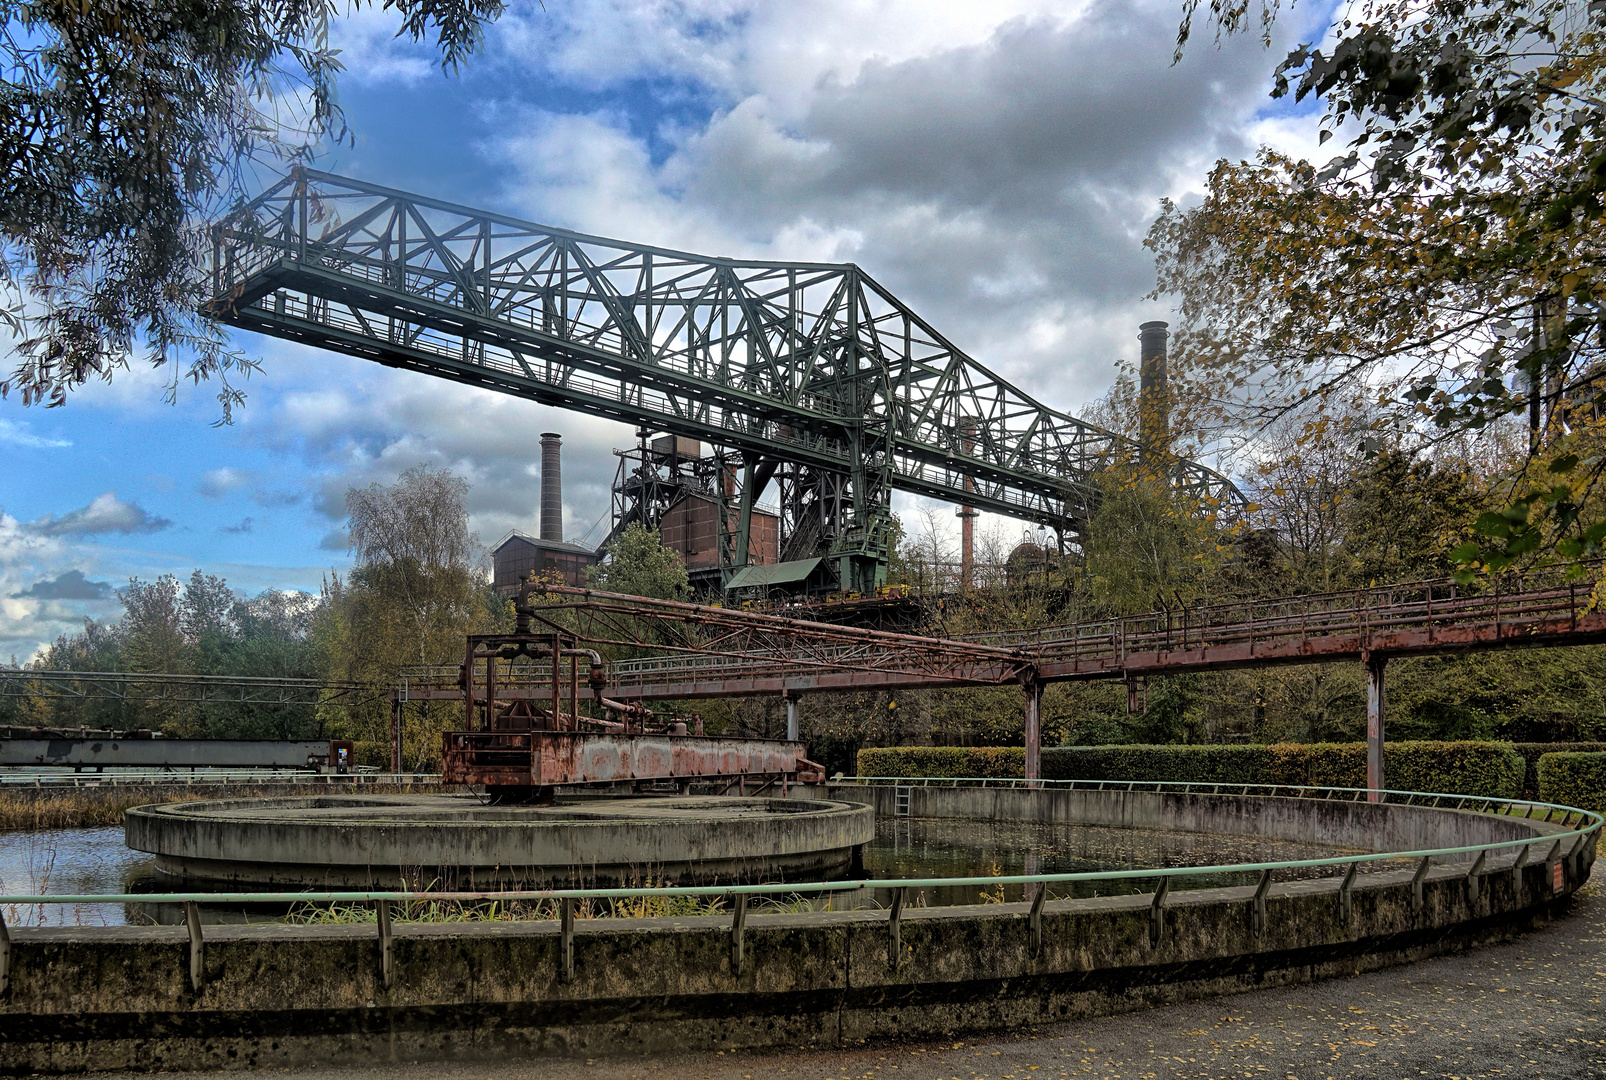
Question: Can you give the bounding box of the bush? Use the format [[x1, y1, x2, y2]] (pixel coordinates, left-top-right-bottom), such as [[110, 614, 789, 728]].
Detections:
[[354, 740, 390, 770], [855, 746, 1025, 778], [1040, 744, 1271, 785], [1510, 743, 1606, 799], [1537, 752, 1606, 815], [859, 741, 1526, 798]]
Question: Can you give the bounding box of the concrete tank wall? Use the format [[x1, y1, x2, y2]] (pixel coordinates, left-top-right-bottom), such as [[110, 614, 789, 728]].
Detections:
[[2, 787, 1595, 1074], [0, 853, 1591, 1074], [807, 784, 1547, 861]]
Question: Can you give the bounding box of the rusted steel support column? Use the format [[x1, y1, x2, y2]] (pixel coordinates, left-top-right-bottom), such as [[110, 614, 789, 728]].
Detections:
[[389, 693, 402, 775], [784, 693, 799, 742], [1023, 677, 1043, 787], [1366, 654, 1388, 802]]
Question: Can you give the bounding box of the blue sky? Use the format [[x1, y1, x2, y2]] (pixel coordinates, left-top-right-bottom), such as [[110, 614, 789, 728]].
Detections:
[[0, 0, 1334, 661]]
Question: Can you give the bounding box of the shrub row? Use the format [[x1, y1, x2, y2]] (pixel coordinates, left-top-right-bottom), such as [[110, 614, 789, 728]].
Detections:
[[1510, 743, 1606, 799], [856, 746, 1025, 779], [1537, 752, 1606, 815], [855, 741, 1527, 799]]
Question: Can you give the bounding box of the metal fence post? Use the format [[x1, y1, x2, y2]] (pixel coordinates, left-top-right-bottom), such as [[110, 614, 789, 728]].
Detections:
[[560, 897, 576, 982], [1337, 861, 1359, 927], [729, 893, 749, 974], [1149, 877, 1170, 947], [888, 886, 908, 968], [376, 899, 393, 989], [1028, 884, 1046, 958], [184, 901, 204, 991], [1250, 869, 1272, 938]]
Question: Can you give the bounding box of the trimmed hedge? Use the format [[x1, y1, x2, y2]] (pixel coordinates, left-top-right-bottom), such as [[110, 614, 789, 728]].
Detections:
[[1510, 743, 1606, 799], [856, 741, 1526, 798], [1537, 751, 1606, 815], [856, 746, 1025, 779]]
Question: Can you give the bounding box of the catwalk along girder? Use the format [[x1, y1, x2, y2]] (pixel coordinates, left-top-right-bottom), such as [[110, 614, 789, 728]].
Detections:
[[205, 169, 1241, 591]]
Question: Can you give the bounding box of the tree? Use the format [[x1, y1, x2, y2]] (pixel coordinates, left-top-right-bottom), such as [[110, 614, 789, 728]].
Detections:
[[21, 569, 326, 737], [344, 463, 484, 664], [1342, 450, 1479, 584], [1, 0, 504, 418], [587, 523, 690, 601], [318, 463, 498, 767], [1158, 0, 1606, 572], [1081, 471, 1225, 616]]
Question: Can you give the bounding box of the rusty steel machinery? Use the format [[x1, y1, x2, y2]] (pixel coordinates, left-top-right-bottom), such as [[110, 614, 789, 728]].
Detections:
[[441, 583, 823, 801]]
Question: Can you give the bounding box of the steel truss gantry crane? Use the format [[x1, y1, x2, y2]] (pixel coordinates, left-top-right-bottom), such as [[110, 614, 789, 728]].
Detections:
[[206, 169, 1242, 594]]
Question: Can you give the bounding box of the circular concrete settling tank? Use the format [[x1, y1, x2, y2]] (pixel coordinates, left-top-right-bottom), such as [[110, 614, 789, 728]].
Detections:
[[124, 794, 875, 888]]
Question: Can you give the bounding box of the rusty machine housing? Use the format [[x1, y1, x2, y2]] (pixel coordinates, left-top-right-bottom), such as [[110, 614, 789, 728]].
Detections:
[[442, 585, 823, 801]]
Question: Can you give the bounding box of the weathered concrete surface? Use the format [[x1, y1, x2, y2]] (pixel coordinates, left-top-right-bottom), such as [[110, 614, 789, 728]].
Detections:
[[1, 826, 1593, 1075], [812, 783, 1557, 858], [124, 794, 875, 887], [102, 885, 1601, 1080]]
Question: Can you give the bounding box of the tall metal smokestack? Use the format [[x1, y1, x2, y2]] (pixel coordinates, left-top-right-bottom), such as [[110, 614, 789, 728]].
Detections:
[[540, 432, 563, 542], [1138, 321, 1170, 462]]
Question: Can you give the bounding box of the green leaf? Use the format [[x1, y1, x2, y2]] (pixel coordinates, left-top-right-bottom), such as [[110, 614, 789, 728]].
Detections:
[[1506, 531, 1541, 556], [1449, 541, 1483, 563], [1549, 453, 1579, 474], [1473, 511, 1511, 537]]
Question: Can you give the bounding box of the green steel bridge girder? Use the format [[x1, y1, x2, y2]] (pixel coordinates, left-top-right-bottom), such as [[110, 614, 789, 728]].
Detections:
[[207, 169, 1244, 561]]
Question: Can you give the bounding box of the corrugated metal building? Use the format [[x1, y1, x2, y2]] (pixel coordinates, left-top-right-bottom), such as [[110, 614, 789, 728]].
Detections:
[[658, 494, 780, 570], [491, 532, 602, 594]]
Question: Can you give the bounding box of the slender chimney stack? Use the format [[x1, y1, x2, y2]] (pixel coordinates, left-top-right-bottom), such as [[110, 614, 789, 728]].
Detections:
[[1138, 321, 1170, 462], [540, 432, 563, 542]]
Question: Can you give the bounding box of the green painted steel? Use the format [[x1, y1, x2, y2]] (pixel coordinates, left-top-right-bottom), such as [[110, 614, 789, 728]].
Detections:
[[206, 169, 1243, 595]]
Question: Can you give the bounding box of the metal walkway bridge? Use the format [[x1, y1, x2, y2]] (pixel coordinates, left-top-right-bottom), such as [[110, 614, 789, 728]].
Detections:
[[206, 169, 1242, 594], [392, 566, 1606, 793]]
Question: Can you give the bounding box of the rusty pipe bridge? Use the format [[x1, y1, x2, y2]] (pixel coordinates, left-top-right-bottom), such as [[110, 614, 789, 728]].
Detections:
[[396, 566, 1606, 794]]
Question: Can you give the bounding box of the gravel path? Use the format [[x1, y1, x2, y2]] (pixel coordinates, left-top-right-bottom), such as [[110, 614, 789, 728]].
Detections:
[[90, 887, 1604, 1080]]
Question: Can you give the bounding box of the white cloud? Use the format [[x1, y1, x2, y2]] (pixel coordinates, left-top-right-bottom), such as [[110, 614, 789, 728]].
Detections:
[[492, 0, 1288, 411], [329, 6, 437, 86], [198, 467, 251, 499], [0, 418, 70, 449], [25, 493, 173, 537]]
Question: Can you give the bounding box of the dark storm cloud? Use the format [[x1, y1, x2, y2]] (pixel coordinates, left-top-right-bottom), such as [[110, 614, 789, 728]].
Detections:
[[13, 570, 114, 600], [662, 0, 1290, 379]]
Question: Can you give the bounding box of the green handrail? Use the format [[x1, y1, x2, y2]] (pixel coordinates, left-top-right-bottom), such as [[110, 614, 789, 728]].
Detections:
[[1, 783, 1597, 911]]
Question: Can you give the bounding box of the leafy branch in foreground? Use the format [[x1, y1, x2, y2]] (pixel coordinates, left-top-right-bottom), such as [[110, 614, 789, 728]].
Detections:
[[0, 0, 504, 419], [1159, 0, 1606, 571]]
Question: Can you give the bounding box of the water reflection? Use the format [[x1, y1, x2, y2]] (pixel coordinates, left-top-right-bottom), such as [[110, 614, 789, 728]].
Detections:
[[0, 827, 154, 927]]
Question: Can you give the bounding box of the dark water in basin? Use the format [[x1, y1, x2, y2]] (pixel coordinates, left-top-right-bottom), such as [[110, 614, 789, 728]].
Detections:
[[2, 817, 1391, 925], [856, 816, 1384, 909]]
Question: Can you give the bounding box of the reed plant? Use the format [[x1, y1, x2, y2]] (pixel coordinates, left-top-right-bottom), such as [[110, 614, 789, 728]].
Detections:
[[0, 783, 424, 831]]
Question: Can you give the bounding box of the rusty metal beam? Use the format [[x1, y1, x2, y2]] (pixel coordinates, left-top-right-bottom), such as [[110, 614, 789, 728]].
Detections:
[[404, 568, 1606, 705]]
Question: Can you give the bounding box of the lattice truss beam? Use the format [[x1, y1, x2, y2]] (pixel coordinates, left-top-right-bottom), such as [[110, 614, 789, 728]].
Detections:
[[207, 169, 1242, 550], [525, 587, 1030, 686]]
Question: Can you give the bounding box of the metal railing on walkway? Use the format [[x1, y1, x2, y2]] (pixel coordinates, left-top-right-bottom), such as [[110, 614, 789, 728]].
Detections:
[[3, 783, 1598, 987]]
